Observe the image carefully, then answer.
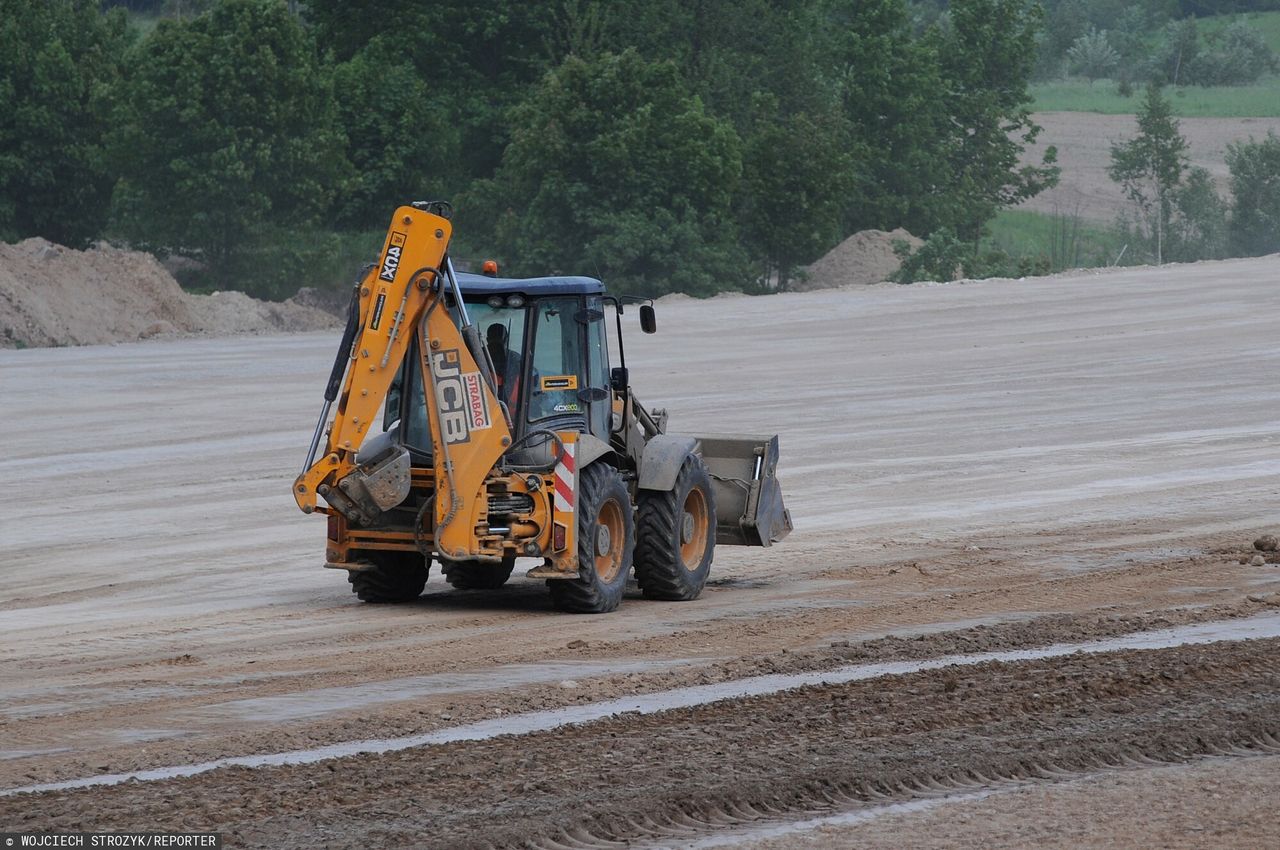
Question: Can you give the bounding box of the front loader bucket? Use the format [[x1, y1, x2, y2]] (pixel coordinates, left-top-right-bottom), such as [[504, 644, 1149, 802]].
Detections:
[[698, 434, 793, 547]]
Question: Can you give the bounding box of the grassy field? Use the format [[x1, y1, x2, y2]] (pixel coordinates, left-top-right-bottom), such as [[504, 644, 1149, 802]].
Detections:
[[1032, 79, 1280, 117], [984, 210, 1129, 272]]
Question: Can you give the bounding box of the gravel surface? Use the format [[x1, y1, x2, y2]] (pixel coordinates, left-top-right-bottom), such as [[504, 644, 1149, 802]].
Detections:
[[2, 256, 1278, 844]]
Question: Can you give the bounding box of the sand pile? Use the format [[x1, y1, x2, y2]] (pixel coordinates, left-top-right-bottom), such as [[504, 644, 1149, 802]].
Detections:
[[0, 239, 338, 348], [796, 228, 923, 291]]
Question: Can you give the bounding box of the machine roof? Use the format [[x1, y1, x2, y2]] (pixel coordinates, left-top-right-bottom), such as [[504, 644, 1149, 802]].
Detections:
[[455, 272, 604, 297]]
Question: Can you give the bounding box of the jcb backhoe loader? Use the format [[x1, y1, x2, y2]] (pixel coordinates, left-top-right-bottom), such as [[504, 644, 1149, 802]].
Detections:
[[293, 202, 791, 613]]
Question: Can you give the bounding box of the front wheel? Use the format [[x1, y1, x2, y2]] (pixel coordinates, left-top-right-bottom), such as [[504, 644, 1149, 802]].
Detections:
[[634, 454, 716, 601], [548, 463, 634, 614]]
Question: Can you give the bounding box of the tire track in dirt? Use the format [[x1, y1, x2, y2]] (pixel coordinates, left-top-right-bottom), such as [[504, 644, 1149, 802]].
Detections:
[[551, 739, 1280, 850], [4, 585, 1276, 789], [4, 634, 1278, 849]]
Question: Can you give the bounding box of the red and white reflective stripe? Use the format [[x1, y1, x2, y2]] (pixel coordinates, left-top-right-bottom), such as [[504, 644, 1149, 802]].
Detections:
[[554, 442, 576, 515]]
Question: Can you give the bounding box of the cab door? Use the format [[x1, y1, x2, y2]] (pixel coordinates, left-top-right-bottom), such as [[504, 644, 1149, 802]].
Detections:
[[525, 295, 610, 440]]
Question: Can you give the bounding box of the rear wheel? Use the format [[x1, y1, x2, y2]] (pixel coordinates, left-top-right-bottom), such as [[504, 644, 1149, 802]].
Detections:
[[443, 554, 516, 590], [347, 550, 429, 603], [548, 463, 634, 614], [634, 454, 716, 601]]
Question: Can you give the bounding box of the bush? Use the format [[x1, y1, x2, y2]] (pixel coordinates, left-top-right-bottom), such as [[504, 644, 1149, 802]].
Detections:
[[1188, 21, 1279, 85], [892, 229, 967, 283], [893, 230, 1054, 283], [1150, 17, 1278, 86], [1168, 166, 1228, 261], [1226, 132, 1280, 256]]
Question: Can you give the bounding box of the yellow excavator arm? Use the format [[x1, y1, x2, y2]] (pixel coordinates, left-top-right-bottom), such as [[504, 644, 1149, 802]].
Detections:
[[292, 204, 524, 561]]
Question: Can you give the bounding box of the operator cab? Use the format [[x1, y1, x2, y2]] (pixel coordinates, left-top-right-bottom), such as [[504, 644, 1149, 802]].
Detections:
[[384, 273, 613, 460]]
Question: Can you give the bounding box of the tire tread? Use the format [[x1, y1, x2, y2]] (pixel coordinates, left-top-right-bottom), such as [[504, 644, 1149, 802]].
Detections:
[[634, 455, 715, 601]]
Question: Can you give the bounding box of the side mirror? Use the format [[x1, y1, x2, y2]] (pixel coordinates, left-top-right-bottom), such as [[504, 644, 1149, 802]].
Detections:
[[639, 304, 657, 334], [610, 367, 629, 391]]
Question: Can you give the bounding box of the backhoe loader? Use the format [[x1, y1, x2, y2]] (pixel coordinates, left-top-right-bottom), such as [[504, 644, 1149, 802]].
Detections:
[[293, 202, 791, 613]]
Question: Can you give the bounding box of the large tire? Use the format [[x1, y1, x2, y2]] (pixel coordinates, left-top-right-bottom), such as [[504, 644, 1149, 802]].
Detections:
[[348, 550, 429, 603], [443, 554, 516, 590], [548, 463, 634, 614], [634, 454, 716, 601]]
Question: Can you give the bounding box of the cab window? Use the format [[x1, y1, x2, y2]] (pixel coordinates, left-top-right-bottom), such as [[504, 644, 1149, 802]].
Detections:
[[528, 297, 586, 423]]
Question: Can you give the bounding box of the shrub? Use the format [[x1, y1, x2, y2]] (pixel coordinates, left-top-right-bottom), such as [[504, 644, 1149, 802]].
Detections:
[[893, 229, 967, 283], [1168, 166, 1228, 261], [1189, 21, 1279, 86], [1226, 132, 1280, 257]]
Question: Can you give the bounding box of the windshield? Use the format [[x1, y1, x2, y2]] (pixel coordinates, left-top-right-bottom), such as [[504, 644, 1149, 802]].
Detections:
[[528, 297, 587, 423], [382, 347, 431, 456], [467, 301, 528, 413]]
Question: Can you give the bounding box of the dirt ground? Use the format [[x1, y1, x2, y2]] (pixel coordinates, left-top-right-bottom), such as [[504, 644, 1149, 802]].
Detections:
[[797, 228, 922, 290], [2, 256, 1279, 845], [0, 238, 337, 348], [1021, 111, 1280, 222], [743, 752, 1280, 850]]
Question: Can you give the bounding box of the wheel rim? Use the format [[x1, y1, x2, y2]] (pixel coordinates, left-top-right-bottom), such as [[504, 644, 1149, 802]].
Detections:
[[679, 486, 710, 570], [594, 498, 625, 583]]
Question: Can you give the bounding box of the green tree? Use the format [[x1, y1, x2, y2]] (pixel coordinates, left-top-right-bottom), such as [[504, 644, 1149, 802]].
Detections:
[[110, 0, 349, 295], [738, 100, 854, 290], [599, 0, 835, 126], [1067, 27, 1119, 83], [830, 0, 950, 236], [1226, 132, 1280, 256], [0, 0, 129, 246], [1108, 85, 1188, 264], [466, 50, 747, 297], [926, 0, 1060, 245], [1189, 20, 1279, 85], [1151, 18, 1199, 85], [331, 39, 460, 228], [305, 0, 557, 182]]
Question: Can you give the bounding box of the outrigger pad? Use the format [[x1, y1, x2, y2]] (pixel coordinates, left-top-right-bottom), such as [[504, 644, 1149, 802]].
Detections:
[[698, 434, 793, 547]]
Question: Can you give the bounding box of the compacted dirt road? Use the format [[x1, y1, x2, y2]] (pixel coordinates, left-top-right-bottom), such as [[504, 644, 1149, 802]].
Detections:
[[1, 256, 1278, 845]]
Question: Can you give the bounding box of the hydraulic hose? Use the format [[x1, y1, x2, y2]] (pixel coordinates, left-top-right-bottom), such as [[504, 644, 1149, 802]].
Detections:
[[303, 280, 364, 472]]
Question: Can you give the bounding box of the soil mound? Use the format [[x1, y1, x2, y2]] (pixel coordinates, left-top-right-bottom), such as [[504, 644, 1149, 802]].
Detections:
[[0, 239, 337, 348], [797, 228, 923, 291]]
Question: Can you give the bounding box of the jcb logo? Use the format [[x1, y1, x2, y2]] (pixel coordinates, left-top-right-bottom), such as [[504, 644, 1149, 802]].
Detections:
[[379, 231, 407, 282], [431, 349, 470, 445]]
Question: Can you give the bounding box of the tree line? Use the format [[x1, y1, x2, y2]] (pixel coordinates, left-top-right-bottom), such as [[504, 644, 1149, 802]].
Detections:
[[2, 0, 1064, 299], [1109, 85, 1280, 264], [1033, 0, 1280, 85]]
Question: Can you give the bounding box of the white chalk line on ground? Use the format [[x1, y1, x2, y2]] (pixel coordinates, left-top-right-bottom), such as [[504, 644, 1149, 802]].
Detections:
[[5, 611, 1280, 797]]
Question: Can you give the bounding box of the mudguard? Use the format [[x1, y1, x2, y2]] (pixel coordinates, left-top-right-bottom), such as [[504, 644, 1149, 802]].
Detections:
[[637, 434, 698, 492]]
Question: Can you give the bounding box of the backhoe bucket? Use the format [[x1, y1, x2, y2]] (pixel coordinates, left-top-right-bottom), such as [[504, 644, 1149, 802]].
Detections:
[[698, 435, 793, 547]]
